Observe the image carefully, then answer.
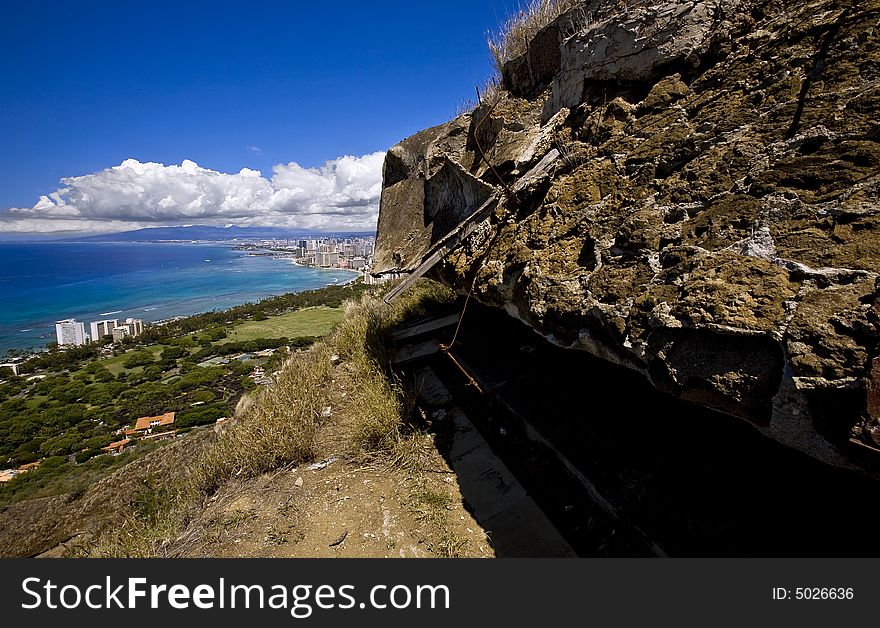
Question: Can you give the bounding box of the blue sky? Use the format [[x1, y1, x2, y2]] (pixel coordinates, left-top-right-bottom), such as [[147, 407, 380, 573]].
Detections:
[[0, 0, 520, 233]]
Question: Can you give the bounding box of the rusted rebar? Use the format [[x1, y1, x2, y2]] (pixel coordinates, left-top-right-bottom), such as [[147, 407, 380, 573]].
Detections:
[[472, 88, 519, 206]]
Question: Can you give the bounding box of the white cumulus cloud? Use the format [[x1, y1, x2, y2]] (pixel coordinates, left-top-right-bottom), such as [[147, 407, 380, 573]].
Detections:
[[0, 152, 386, 234]]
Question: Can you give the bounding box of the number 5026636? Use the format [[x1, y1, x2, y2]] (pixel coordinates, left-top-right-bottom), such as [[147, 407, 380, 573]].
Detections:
[[772, 588, 854, 600]]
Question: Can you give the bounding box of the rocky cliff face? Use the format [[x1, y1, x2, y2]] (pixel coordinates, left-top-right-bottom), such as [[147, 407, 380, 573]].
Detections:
[[373, 0, 880, 469]]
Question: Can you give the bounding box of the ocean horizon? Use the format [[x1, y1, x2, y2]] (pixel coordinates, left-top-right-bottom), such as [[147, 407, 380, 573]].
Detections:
[[0, 241, 358, 353]]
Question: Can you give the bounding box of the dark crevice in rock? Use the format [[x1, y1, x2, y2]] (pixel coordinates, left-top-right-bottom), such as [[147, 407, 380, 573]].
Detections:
[[577, 236, 598, 270], [580, 78, 655, 109], [805, 386, 865, 447], [382, 149, 410, 188]]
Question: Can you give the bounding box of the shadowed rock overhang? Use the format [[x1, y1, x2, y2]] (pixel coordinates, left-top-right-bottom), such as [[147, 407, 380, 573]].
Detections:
[[373, 0, 880, 471]]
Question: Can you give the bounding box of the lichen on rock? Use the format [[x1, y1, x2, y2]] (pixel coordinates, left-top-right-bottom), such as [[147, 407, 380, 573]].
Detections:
[[373, 0, 880, 470]]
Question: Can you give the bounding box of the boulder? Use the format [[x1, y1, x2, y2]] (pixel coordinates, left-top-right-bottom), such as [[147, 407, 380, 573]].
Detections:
[[374, 0, 880, 471]]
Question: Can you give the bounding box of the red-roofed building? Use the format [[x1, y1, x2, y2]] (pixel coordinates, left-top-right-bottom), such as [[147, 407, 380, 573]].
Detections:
[[102, 439, 131, 455], [131, 412, 176, 434]]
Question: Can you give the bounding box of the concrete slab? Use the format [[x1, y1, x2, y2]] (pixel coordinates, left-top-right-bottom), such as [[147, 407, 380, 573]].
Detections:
[[413, 366, 453, 405], [415, 367, 576, 557], [393, 339, 441, 364], [481, 501, 576, 557], [390, 314, 460, 342]]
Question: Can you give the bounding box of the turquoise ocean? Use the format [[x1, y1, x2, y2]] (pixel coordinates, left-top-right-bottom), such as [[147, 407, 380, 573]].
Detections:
[[0, 241, 358, 353]]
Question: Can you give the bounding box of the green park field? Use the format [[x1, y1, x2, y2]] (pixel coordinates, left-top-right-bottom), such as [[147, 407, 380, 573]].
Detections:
[[222, 306, 343, 343]]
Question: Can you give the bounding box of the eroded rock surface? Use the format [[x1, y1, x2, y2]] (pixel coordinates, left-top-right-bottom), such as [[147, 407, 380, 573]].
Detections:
[[374, 0, 880, 469]]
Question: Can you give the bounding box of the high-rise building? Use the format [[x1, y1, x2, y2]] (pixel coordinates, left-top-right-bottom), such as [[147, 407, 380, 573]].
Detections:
[[124, 318, 144, 335], [315, 251, 339, 267], [111, 318, 145, 343], [55, 319, 86, 346], [90, 319, 118, 341]]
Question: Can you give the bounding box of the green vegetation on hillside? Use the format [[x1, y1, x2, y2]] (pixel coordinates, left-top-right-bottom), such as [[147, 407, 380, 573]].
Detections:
[[0, 281, 368, 509]]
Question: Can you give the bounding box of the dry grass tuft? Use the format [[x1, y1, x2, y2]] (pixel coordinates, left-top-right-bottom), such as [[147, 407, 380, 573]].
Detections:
[[408, 479, 468, 558], [388, 431, 438, 472], [75, 483, 187, 557], [455, 76, 506, 115], [552, 129, 591, 169], [385, 280, 456, 324], [345, 368, 411, 459], [188, 343, 334, 497], [487, 0, 580, 74], [333, 281, 453, 461]]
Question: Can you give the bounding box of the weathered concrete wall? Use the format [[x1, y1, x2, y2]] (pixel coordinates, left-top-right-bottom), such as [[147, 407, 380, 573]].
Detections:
[[374, 0, 880, 470]]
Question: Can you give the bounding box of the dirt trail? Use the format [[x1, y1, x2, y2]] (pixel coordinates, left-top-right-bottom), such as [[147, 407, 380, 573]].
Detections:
[[169, 459, 490, 558], [170, 412, 492, 558]]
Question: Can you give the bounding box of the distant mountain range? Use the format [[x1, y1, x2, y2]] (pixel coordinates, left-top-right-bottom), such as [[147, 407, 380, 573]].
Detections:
[[59, 225, 376, 242]]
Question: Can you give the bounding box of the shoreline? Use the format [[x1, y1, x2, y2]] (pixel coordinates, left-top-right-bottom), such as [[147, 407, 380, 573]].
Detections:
[[235, 244, 366, 279], [257, 250, 362, 285], [0, 242, 365, 356]]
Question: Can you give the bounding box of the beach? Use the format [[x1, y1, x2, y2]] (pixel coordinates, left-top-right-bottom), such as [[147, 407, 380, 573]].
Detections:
[[0, 241, 358, 352]]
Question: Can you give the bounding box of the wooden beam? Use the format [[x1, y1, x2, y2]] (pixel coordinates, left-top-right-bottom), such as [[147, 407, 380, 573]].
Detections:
[[384, 149, 559, 304], [384, 194, 499, 303]]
